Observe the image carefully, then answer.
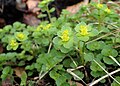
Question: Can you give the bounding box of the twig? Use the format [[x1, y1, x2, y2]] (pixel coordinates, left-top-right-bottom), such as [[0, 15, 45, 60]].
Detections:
[[67, 69, 88, 86], [109, 56, 120, 66], [69, 55, 78, 67], [86, 29, 120, 44], [89, 68, 120, 86], [92, 59, 120, 85], [47, 42, 52, 53]]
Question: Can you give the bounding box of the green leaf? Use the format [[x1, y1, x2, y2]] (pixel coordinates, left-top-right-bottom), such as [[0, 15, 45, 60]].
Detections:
[[63, 38, 73, 49], [87, 41, 105, 51], [13, 22, 22, 29], [49, 70, 60, 80], [73, 70, 84, 80], [89, 29, 99, 36], [20, 71, 27, 86], [38, 14, 47, 18], [56, 75, 67, 86], [84, 53, 94, 62], [91, 71, 105, 78], [103, 57, 115, 65], [63, 58, 71, 67], [101, 48, 118, 57], [78, 36, 89, 42], [60, 46, 70, 53], [49, 7, 55, 13], [60, 82, 70, 86], [1, 66, 12, 80], [90, 61, 106, 71], [111, 76, 120, 86]]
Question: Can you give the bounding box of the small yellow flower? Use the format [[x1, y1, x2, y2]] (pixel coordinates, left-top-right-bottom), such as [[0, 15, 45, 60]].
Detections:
[[36, 25, 43, 31], [43, 24, 51, 30], [10, 40, 18, 47], [80, 25, 89, 36], [61, 34, 70, 42], [62, 30, 69, 35], [17, 33, 25, 40], [97, 4, 103, 8], [61, 30, 70, 42], [104, 8, 111, 13]]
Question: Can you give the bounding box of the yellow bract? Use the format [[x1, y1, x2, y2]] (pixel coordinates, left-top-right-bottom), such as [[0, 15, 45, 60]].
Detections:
[[104, 8, 111, 13], [62, 30, 69, 35], [17, 33, 25, 40], [36, 25, 43, 31], [43, 24, 51, 30], [61, 30, 70, 42], [10, 40, 18, 47], [80, 25, 89, 36], [97, 4, 103, 8]]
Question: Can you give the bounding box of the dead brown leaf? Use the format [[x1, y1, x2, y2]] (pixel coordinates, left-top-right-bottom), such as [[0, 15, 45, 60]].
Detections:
[[0, 44, 3, 53], [26, 0, 41, 13], [66, 0, 89, 14], [23, 14, 40, 26], [2, 77, 12, 86], [0, 18, 6, 28], [14, 67, 25, 78], [69, 81, 84, 86]]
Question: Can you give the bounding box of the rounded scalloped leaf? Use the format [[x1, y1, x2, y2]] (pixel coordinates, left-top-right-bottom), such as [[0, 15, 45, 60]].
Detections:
[[63, 59, 71, 68], [73, 70, 84, 80], [90, 61, 106, 72], [91, 71, 106, 78], [60, 46, 71, 53], [63, 38, 74, 49], [103, 57, 115, 65], [84, 53, 94, 62], [87, 41, 105, 51], [89, 29, 99, 37], [77, 36, 89, 42], [101, 48, 118, 57]]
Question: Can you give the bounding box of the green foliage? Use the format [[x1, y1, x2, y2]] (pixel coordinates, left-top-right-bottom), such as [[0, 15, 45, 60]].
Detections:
[[0, 1, 120, 86]]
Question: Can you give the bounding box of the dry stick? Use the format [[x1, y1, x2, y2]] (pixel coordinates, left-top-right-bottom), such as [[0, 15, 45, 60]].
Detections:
[[67, 68, 88, 86], [92, 59, 120, 86], [86, 29, 120, 44], [47, 42, 52, 53], [89, 68, 120, 86], [109, 56, 120, 66]]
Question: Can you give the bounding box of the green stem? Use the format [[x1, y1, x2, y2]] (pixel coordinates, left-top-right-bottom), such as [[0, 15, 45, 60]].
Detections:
[[98, 9, 101, 30], [46, 4, 52, 23], [78, 41, 85, 65]]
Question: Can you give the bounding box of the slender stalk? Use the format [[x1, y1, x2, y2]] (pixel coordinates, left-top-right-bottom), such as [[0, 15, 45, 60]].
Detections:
[[109, 56, 120, 66], [78, 41, 85, 65], [93, 59, 120, 85], [89, 68, 120, 86], [46, 4, 52, 23], [69, 55, 78, 67], [47, 42, 52, 53]]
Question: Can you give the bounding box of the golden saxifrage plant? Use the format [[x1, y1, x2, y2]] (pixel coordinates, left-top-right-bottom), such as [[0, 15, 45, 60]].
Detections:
[[0, 1, 120, 86]]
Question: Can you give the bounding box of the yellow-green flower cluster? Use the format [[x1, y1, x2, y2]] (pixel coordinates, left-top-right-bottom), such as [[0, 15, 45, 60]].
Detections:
[[43, 24, 51, 30], [80, 25, 89, 36], [36, 25, 43, 32], [36, 24, 51, 31], [96, 3, 111, 14], [9, 39, 18, 48], [17, 33, 25, 40], [104, 8, 111, 13], [15, 32, 28, 41], [60, 30, 70, 42], [97, 4, 103, 9]]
